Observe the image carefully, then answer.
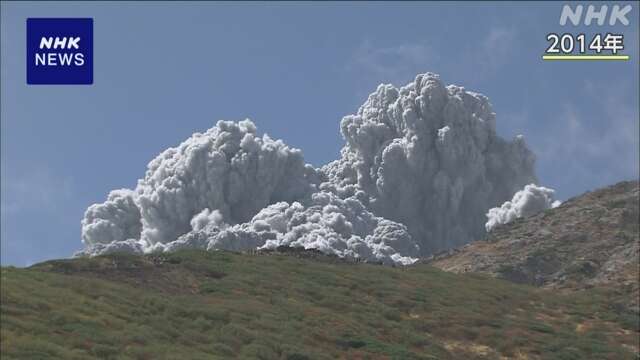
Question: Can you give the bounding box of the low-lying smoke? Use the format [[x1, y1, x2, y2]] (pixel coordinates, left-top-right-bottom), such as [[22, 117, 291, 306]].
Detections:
[[485, 184, 561, 232]]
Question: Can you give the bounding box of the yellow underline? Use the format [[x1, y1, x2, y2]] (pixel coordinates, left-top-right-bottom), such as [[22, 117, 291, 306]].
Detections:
[[542, 55, 629, 61]]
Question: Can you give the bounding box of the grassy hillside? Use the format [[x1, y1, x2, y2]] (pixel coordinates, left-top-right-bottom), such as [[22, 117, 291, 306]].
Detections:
[[1, 250, 638, 359]]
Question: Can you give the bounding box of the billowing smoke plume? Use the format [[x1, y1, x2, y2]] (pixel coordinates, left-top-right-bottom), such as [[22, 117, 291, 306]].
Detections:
[[79, 73, 556, 264], [83, 120, 318, 247], [485, 184, 561, 232], [80, 119, 418, 264], [324, 73, 537, 254]]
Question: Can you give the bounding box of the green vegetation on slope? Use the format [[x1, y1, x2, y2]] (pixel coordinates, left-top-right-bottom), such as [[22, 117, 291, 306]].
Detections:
[[1, 250, 638, 359]]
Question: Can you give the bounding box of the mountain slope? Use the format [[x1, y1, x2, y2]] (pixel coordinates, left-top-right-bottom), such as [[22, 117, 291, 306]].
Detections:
[[430, 181, 639, 310], [1, 248, 639, 359]]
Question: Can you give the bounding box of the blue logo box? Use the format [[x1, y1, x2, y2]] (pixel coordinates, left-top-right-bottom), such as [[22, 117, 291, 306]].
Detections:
[[26, 18, 93, 85]]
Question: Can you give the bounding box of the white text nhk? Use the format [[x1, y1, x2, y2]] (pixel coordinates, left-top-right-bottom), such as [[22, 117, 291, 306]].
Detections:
[[35, 37, 84, 66]]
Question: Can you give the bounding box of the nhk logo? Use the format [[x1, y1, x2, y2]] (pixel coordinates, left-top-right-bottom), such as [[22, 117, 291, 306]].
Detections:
[[36, 36, 85, 66], [27, 18, 93, 85], [559, 4, 632, 26]]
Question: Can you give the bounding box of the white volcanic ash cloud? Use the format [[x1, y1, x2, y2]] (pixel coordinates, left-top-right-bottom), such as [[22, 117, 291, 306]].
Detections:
[[80, 119, 418, 264], [79, 73, 557, 264], [324, 73, 538, 254]]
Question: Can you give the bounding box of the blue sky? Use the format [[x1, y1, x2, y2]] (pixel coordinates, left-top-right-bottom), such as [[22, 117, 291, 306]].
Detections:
[[2, 2, 638, 266]]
